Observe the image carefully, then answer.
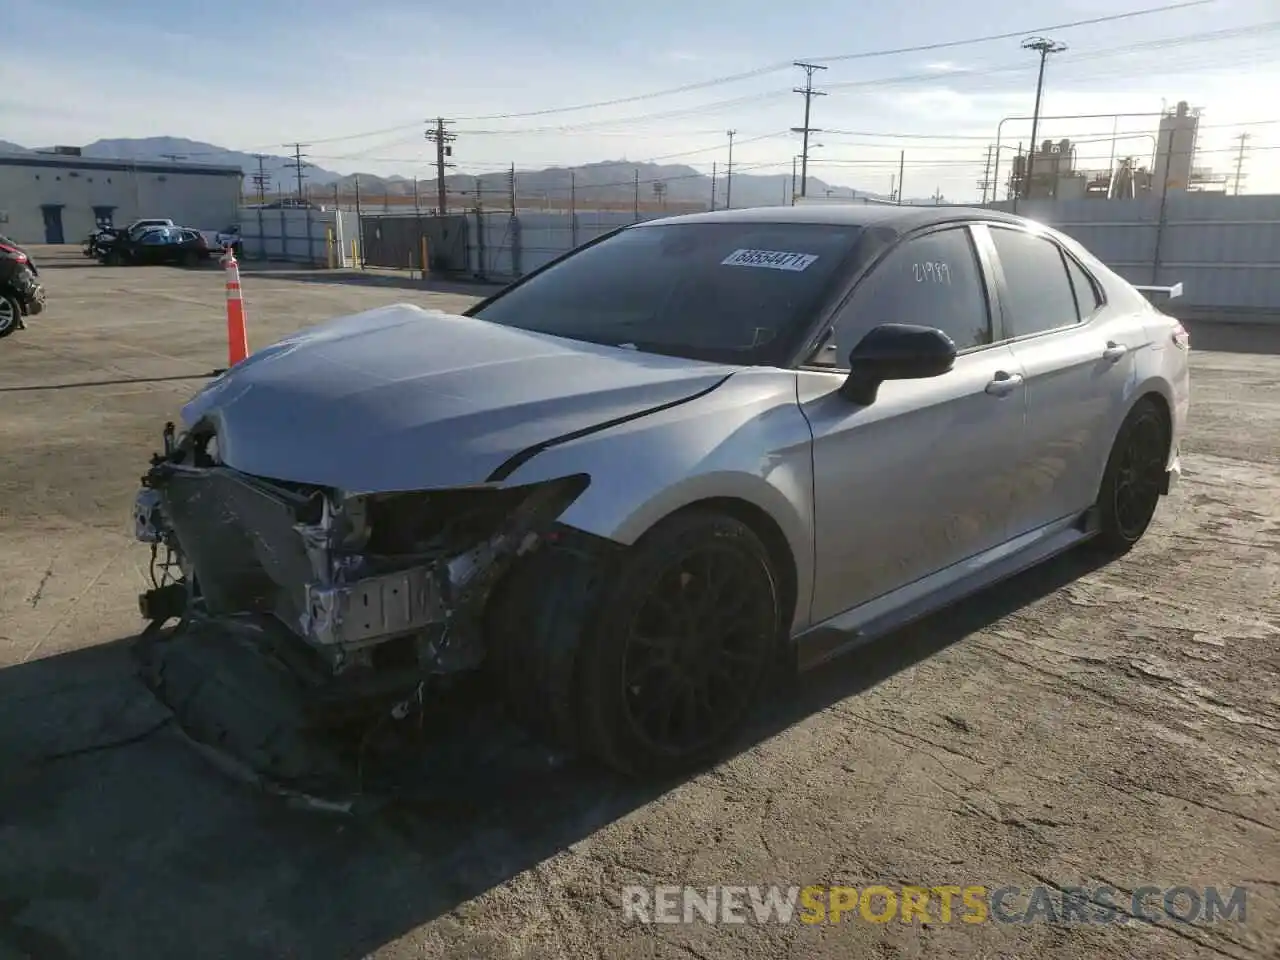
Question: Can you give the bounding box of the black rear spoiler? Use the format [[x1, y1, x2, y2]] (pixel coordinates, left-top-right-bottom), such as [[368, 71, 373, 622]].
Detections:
[[1133, 282, 1183, 302]]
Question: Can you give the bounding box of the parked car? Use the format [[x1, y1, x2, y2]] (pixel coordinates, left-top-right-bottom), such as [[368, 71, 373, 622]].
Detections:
[[197, 224, 242, 257], [131, 205, 1190, 786], [0, 235, 46, 338], [125, 218, 176, 233], [99, 226, 213, 266]]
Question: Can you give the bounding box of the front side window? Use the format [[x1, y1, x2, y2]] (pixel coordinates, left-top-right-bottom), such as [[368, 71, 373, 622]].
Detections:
[[468, 222, 863, 365], [824, 226, 992, 363], [990, 227, 1080, 337]]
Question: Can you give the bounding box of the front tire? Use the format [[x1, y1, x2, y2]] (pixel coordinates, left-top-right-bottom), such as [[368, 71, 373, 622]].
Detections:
[[577, 511, 782, 778], [0, 295, 20, 338], [1094, 398, 1169, 554]]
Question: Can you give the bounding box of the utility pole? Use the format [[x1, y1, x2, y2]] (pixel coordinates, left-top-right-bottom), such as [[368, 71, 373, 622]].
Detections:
[[979, 144, 994, 204], [284, 143, 311, 200], [1232, 132, 1251, 196], [710, 162, 717, 211], [791, 61, 827, 199], [790, 157, 797, 204], [633, 169, 640, 221], [569, 169, 578, 247], [897, 151, 905, 205], [725, 129, 736, 209], [507, 163, 517, 215], [250, 154, 270, 205], [424, 118, 456, 215], [1020, 37, 1067, 200]]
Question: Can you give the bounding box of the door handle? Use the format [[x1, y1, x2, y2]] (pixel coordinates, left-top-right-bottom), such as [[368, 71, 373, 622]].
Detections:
[[984, 371, 1024, 396], [1103, 341, 1128, 362]]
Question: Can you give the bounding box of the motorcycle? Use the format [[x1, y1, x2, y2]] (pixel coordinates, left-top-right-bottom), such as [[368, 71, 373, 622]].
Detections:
[[0, 238, 46, 339]]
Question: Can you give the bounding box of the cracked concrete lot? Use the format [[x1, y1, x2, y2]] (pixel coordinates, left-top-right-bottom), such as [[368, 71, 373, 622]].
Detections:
[[0, 247, 1277, 960]]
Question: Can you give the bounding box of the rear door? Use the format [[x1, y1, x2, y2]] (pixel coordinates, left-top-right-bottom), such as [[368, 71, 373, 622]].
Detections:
[[800, 224, 1028, 624], [980, 223, 1143, 536]]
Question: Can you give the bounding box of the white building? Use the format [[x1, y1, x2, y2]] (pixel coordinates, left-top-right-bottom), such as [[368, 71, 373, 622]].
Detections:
[[0, 150, 243, 244]]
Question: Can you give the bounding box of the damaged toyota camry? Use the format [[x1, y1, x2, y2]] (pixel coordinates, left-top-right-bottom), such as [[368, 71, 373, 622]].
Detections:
[[132, 205, 1189, 787]]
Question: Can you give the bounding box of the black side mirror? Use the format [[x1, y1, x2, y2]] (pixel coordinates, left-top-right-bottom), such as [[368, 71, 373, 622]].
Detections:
[[839, 323, 957, 405]]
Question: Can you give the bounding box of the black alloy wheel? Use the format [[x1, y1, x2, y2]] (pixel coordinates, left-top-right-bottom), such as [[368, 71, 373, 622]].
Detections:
[[1096, 399, 1168, 552], [577, 511, 782, 778], [621, 543, 776, 756]]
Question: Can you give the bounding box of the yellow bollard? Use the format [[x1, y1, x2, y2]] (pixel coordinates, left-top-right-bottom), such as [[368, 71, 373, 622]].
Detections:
[[326, 228, 335, 269]]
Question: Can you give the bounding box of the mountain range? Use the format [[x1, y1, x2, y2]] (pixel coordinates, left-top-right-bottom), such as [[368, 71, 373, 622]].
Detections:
[[1, 136, 913, 209]]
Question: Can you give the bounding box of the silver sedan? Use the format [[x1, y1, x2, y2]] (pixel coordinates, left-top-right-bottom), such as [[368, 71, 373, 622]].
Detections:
[[132, 205, 1190, 785]]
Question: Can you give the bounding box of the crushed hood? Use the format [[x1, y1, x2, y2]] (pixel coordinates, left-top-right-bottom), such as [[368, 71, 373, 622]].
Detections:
[[183, 303, 734, 493]]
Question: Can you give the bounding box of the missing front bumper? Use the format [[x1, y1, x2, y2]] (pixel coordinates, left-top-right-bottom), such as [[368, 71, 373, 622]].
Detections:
[[134, 432, 588, 671]]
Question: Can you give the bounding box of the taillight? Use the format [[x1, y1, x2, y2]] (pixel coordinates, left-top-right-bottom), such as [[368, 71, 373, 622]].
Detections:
[[1171, 321, 1190, 350], [0, 243, 27, 263]]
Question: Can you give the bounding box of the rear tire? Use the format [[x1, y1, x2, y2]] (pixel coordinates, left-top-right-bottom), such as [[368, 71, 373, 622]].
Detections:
[[1094, 398, 1169, 554], [0, 295, 20, 338]]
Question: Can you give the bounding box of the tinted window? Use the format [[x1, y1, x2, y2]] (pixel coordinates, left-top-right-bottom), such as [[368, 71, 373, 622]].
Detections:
[[825, 227, 991, 361], [1064, 253, 1101, 316], [990, 227, 1079, 337], [469, 222, 862, 365]]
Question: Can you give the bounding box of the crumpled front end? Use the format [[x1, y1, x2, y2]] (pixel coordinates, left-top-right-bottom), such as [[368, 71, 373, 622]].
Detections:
[[132, 420, 590, 800]]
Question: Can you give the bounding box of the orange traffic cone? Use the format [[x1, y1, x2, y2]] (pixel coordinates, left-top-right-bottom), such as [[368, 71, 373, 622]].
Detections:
[[222, 247, 249, 367]]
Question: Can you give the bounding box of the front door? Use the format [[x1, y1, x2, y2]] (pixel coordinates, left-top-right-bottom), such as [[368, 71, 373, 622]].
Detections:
[[801, 225, 1028, 624], [981, 225, 1142, 535], [41, 205, 65, 244]]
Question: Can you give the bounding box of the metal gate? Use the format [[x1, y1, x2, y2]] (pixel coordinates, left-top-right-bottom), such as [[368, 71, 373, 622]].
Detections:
[[360, 215, 469, 273]]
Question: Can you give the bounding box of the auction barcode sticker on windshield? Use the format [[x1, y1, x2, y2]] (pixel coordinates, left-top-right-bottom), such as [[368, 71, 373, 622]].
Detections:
[[721, 249, 819, 271]]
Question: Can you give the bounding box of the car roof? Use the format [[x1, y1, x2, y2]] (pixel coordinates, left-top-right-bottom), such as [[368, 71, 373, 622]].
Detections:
[[636, 203, 1037, 238]]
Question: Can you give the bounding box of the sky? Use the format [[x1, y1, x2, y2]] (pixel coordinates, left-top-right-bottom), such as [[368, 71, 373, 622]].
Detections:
[[3, 0, 1279, 201]]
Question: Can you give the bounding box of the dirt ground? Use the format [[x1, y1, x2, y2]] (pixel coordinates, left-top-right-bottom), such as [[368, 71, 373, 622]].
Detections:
[[0, 246, 1277, 960]]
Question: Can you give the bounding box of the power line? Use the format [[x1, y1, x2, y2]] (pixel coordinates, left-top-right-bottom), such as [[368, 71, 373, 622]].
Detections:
[[440, 22, 1279, 139], [792, 62, 827, 199], [247, 1, 1213, 149], [446, 0, 1213, 122]]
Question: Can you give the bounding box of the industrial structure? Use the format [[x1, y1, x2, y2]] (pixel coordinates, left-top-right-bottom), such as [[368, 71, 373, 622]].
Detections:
[[1008, 101, 1232, 201], [0, 147, 243, 244]]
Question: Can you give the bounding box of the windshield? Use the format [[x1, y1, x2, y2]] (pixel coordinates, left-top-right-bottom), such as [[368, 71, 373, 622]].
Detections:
[[468, 221, 862, 364]]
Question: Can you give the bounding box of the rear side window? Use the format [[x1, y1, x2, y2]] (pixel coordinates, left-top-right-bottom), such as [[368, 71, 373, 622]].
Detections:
[[1064, 254, 1101, 316], [990, 227, 1079, 337]]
